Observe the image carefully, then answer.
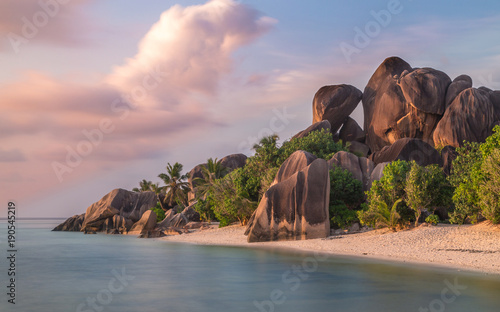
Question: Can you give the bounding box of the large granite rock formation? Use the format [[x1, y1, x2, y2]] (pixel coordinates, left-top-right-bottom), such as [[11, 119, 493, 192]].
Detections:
[[245, 157, 330, 243], [339, 117, 365, 143], [52, 214, 85, 231], [292, 120, 331, 139], [363, 57, 452, 152], [313, 84, 362, 134], [220, 153, 248, 171], [433, 88, 495, 147], [445, 75, 473, 108], [272, 150, 317, 185], [128, 210, 157, 235], [103, 215, 133, 234], [79, 188, 157, 233], [328, 151, 375, 192], [369, 138, 441, 166], [363, 57, 412, 152], [157, 203, 200, 229]]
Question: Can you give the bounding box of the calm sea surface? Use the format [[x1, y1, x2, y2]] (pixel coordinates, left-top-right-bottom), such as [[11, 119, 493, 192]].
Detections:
[[1, 219, 500, 312]]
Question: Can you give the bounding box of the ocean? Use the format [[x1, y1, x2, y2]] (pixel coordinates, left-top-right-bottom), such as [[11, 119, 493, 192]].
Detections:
[[1, 219, 500, 312]]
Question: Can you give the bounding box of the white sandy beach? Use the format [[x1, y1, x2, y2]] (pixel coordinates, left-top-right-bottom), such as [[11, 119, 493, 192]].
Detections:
[[160, 221, 500, 275]]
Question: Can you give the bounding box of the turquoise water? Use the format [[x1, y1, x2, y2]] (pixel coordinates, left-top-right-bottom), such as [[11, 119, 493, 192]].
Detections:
[[1, 220, 500, 312]]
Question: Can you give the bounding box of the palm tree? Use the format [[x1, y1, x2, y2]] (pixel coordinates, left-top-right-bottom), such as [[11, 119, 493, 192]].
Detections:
[[132, 179, 154, 192], [158, 162, 189, 207], [193, 158, 229, 200]]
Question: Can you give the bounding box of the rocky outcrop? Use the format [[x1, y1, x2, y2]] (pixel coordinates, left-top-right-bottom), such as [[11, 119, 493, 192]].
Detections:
[[445, 75, 473, 108], [313, 84, 362, 134], [363, 57, 453, 151], [292, 120, 331, 139], [128, 210, 157, 235], [103, 215, 133, 234], [220, 153, 248, 171], [363, 57, 412, 152], [369, 138, 441, 166], [328, 151, 375, 192], [79, 189, 156, 232], [157, 203, 199, 229], [433, 88, 495, 147], [272, 150, 317, 185], [489, 90, 500, 121], [245, 157, 330, 243], [181, 204, 201, 223], [368, 162, 389, 189], [339, 117, 365, 143], [347, 141, 370, 158], [52, 214, 85, 231], [399, 68, 451, 115]]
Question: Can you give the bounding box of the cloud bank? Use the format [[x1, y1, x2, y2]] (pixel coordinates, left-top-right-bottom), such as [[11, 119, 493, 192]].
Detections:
[[0, 0, 276, 206]]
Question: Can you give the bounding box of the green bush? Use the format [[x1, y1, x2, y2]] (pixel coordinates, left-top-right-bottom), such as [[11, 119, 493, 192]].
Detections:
[[367, 160, 413, 225], [328, 167, 364, 229], [425, 214, 440, 225], [405, 162, 453, 226], [358, 199, 402, 231], [151, 202, 166, 223], [193, 196, 215, 223], [279, 128, 345, 163], [478, 149, 500, 224], [448, 142, 482, 224], [211, 172, 256, 227]]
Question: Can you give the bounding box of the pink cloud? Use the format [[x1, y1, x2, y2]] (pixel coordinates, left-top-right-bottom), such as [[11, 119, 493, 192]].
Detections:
[[107, 0, 276, 109], [0, 0, 95, 52], [0, 0, 276, 207]]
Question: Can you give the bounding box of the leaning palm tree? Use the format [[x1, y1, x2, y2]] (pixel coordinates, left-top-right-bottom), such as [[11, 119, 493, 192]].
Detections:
[[132, 179, 154, 192], [193, 158, 229, 200], [158, 162, 189, 207]]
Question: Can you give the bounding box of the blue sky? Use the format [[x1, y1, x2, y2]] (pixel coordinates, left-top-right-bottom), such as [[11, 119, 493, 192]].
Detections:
[[1, 0, 500, 218]]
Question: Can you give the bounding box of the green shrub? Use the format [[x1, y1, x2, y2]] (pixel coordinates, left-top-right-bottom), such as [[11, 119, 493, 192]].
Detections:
[[211, 172, 256, 227], [358, 199, 402, 231], [425, 214, 440, 225], [448, 142, 482, 224], [279, 128, 345, 163], [193, 196, 215, 223], [405, 162, 453, 226], [151, 202, 166, 222], [478, 149, 500, 224], [328, 167, 364, 229], [367, 160, 413, 225]]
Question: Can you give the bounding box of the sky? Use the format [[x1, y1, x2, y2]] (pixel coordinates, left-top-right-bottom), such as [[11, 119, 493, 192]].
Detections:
[[1, 0, 500, 218]]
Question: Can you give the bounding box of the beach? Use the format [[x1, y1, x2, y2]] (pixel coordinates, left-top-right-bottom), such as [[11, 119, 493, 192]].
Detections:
[[160, 221, 500, 275]]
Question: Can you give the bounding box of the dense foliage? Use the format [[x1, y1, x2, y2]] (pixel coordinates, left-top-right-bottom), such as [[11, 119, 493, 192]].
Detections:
[[328, 167, 364, 229], [405, 163, 453, 226], [360, 160, 453, 228], [151, 202, 166, 223], [448, 125, 500, 224]]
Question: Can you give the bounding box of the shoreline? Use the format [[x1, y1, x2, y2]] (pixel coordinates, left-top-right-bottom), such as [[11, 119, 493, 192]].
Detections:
[[159, 221, 500, 276]]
